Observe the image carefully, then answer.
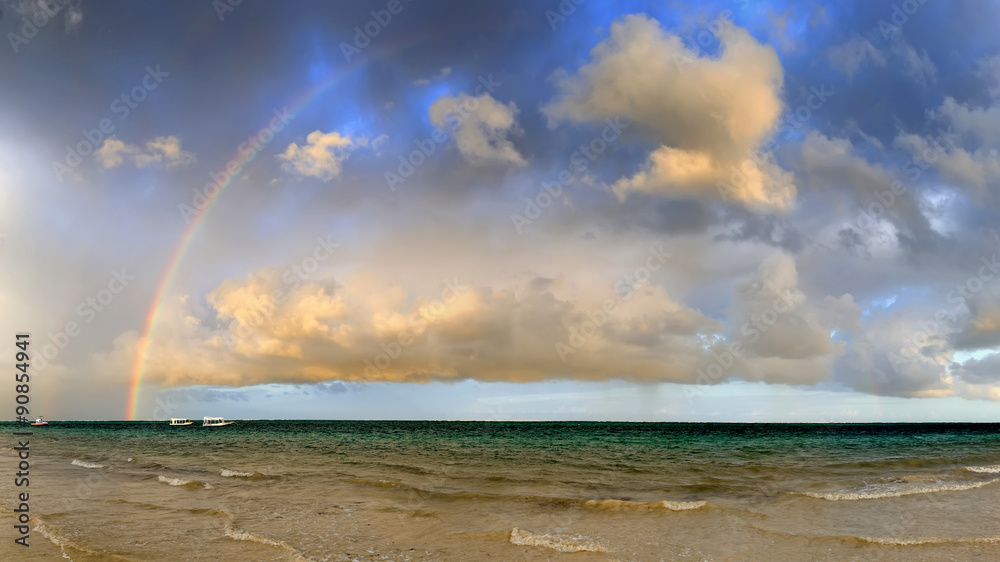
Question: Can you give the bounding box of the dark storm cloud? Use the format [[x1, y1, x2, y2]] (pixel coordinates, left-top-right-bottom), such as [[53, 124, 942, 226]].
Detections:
[[951, 353, 1000, 384], [715, 210, 808, 253]]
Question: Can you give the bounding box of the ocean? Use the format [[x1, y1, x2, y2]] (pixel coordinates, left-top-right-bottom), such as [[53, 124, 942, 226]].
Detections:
[[3, 421, 1000, 560]]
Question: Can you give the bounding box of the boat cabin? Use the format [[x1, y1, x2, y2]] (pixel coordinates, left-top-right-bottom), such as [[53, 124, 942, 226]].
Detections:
[[202, 417, 234, 427]]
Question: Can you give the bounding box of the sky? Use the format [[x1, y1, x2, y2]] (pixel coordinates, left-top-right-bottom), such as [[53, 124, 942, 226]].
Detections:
[[2, 0, 1000, 422]]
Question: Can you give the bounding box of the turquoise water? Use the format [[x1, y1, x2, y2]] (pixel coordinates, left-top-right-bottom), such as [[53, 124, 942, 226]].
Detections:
[[5, 422, 1000, 559]]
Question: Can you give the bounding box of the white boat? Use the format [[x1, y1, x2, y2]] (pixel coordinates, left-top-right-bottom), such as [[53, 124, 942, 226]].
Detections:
[[169, 418, 193, 426], [202, 417, 234, 428], [31, 417, 48, 426]]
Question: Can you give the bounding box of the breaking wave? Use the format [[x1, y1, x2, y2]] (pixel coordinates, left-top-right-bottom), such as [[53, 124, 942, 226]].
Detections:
[[802, 478, 999, 500], [157, 475, 212, 489], [220, 516, 311, 561], [582, 499, 708, 511], [852, 535, 1000, 546], [71, 460, 107, 469], [965, 465, 1000, 474], [221, 469, 265, 479], [509, 528, 607, 553], [34, 517, 131, 560]]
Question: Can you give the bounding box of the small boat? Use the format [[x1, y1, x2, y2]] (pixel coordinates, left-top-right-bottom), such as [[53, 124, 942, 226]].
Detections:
[[169, 418, 193, 426], [202, 416, 234, 428], [31, 417, 49, 426]]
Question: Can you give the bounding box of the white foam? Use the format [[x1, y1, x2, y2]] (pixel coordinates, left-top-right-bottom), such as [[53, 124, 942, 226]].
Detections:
[[859, 535, 1000, 546], [224, 526, 283, 547], [509, 528, 607, 553], [804, 478, 999, 500], [158, 475, 191, 486], [71, 460, 106, 469], [659, 500, 708, 510], [34, 521, 73, 560], [583, 498, 707, 511], [223, 523, 312, 561], [221, 469, 255, 478], [34, 518, 131, 560], [965, 465, 1000, 474]]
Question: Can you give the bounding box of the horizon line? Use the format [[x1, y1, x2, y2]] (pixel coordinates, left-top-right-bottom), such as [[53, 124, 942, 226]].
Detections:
[[7, 419, 1000, 424]]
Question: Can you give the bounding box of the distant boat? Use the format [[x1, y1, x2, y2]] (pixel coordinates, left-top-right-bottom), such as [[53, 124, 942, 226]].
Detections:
[[31, 417, 48, 426], [169, 418, 193, 426], [202, 417, 234, 428]]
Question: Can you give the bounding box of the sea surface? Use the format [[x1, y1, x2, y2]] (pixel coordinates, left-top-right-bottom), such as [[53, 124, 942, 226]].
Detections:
[[4, 421, 1000, 560]]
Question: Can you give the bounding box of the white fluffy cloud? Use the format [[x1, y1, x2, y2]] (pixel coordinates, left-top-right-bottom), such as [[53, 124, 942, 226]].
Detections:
[[278, 130, 364, 182], [543, 14, 794, 211], [94, 268, 727, 388], [429, 92, 525, 166], [96, 136, 195, 169]]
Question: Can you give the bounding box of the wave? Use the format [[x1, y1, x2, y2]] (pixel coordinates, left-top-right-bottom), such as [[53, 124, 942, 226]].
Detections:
[[745, 524, 1000, 548], [104, 499, 173, 511], [348, 478, 709, 513], [221, 468, 267, 479], [124, 457, 168, 468], [71, 459, 107, 469], [873, 474, 941, 484], [185, 507, 310, 559], [34, 517, 132, 561], [582, 499, 708, 511], [852, 535, 1000, 546], [158, 475, 213, 489], [158, 475, 190, 486], [509, 528, 607, 553], [220, 515, 311, 561], [802, 478, 999, 500], [351, 477, 406, 488], [33, 519, 73, 560], [965, 465, 1000, 474]]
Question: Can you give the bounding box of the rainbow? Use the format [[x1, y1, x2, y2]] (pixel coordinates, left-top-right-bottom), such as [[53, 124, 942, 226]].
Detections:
[[124, 18, 512, 419], [125, 70, 345, 420]]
